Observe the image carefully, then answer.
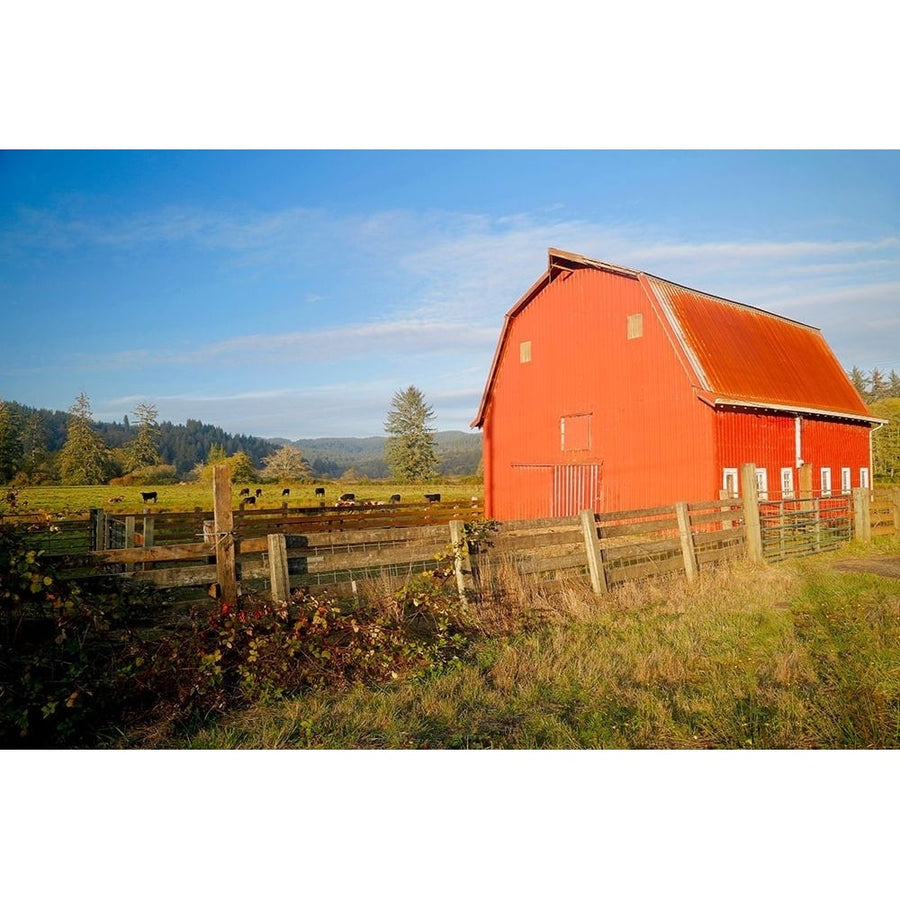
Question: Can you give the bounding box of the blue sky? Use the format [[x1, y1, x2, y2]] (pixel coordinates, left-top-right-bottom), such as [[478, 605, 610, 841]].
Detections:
[[2, 150, 899, 439]]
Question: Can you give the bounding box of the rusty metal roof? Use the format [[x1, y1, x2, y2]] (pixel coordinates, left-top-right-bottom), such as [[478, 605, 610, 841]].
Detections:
[[643, 275, 872, 418]]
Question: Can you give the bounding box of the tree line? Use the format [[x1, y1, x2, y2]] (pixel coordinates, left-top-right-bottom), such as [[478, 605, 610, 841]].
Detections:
[[0, 385, 476, 487], [847, 367, 900, 483]]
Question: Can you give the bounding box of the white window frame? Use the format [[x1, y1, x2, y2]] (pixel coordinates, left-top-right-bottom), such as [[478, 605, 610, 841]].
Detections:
[[860, 467, 870, 489], [820, 467, 832, 497], [841, 467, 851, 494], [722, 468, 739, 498], [780, 467, 795, 499], [756, 467, 768, 500]]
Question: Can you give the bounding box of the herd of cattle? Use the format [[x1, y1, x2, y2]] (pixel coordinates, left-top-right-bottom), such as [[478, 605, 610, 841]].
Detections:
[[109, 488, 443, 507]]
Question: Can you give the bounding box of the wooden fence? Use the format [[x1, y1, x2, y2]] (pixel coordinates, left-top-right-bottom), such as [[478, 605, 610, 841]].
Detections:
[[5, 466, 898, 602]]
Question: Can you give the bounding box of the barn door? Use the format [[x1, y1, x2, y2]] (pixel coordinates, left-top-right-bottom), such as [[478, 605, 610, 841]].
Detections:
[[552, 464, 601, 517]]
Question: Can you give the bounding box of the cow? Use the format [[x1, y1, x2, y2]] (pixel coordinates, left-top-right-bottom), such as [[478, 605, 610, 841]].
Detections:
[[141, 491, 158, 503], [239, 487, 250, 496], [242, 496, 256, 506], [255, 488, 263, 498], [107, 496, 124, 504], [339, 493, 355, 502], [314, 487, 326, 497], [424, 493, 441, 502], [390, 494, 401, 503], [282, 488, 290, 497]]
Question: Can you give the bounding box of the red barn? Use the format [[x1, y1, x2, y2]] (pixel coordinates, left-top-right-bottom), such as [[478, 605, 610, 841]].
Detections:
[[472, 248, 880, 521]]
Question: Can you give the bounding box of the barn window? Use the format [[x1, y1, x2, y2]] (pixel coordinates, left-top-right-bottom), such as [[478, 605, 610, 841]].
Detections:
[[841, 467, 851, 494], [820, 467, 832, 497], [519, 341, 532, 363], [756, 467, 768, 500], [780, 467, 795, 499], [561, 414, 591, 451], [860, 467, 870, 489], [627, 313, 643, 340], [722, 468, 739, 498]]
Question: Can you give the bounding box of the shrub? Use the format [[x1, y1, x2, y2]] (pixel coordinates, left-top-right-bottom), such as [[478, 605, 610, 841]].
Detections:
[[110, 465, 179, 486]]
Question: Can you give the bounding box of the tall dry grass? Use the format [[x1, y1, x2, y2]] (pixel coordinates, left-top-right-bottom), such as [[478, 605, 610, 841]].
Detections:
[[147, 542, 900, 750]]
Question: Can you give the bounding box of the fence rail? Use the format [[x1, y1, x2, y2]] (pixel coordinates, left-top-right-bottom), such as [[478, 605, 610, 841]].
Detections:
[[4, 472, 898, 602]]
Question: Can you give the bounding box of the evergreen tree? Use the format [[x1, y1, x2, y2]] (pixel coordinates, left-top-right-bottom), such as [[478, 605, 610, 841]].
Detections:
[[125, 402, 162, 471], [849, 366, 870, 401], [58, 393, 112, 485], [207, 443, 228, 465], [889, 369, 900, 399], [870, 367, 888, 403], [20, 412, 50, 483], [261, 445, 312, 482], [383, 385, 440, 482], [0, 401, 23, 483]]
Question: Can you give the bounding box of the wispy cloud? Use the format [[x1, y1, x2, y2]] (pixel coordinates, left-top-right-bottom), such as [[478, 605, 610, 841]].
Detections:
[[6, 194, 900, 436]]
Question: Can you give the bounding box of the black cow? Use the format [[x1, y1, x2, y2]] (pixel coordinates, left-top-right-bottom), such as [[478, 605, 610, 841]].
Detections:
[[282, 488, 290, 497], [390, 494, 401, 503], [239, 488, 250, 496], [424, 493, 441, 502], [141, 491, 158, 503], [255, 488, 263, 497], [315, 487, 326, 497], [340, 493, 355, 502], [242, 496, 256, 506]]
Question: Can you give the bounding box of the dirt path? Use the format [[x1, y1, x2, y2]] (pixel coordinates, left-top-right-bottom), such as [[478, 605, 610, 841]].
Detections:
[[830, 557, 900, 579]]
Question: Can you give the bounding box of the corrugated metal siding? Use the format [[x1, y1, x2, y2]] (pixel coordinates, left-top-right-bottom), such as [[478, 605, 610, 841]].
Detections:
[[483, 267, 717, 520], [647, 277, 870, 417], [715, 410, 872, 497], [801, 418, 872, 491]]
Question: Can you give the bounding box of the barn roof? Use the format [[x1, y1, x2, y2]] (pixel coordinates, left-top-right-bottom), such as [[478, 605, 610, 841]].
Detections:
[[472, 248, 879, 427]]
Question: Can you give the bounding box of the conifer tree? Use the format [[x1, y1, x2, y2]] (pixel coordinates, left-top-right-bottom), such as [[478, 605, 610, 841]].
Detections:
[[0, 401, 23, 483], [125, 402, 162, 471], [58, 393, 112, 485], [383, 385, 440, 482]]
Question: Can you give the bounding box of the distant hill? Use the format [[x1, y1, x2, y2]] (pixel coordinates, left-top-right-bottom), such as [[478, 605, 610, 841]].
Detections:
[[292, 431, 482, 479]]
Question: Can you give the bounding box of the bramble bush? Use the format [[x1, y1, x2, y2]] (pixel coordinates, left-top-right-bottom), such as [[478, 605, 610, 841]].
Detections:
[[1, 490, 165, 746], [127, 572, 476, 736]]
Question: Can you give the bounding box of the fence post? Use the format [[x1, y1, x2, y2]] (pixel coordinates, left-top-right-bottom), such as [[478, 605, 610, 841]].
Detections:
[[142, 508, 155, 571], [580, 509, 608, 595], [675, 502, 699, 582], [213, 464, 239, 607], [449, 519, 473, 603], [799, 463, 813, 505], [90, 508, 108, 551], [719, 489, 733, 530], [124, 515, 135, 574], [741, 463, 764, 563], [853, 488, 872, 543], [267, 533, 290, 611], [893, 489, 900, 537]]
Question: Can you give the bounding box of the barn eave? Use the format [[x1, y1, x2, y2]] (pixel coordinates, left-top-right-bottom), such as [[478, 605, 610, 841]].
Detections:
[[696, 392, 886, 426]]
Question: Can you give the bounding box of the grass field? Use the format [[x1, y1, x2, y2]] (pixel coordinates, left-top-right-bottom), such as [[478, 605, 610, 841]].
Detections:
[[123, 539, 900, 750], [9, 480, 483, 516]]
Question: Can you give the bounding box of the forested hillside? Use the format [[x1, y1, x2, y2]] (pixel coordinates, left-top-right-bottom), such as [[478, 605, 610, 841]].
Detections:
[[0, 399, 483, 485], [2, 402, 277, 476], [292, 431, 482, 480]]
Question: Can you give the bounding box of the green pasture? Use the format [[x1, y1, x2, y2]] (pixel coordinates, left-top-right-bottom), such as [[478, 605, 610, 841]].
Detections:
[[10, 480, 483, 516]]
